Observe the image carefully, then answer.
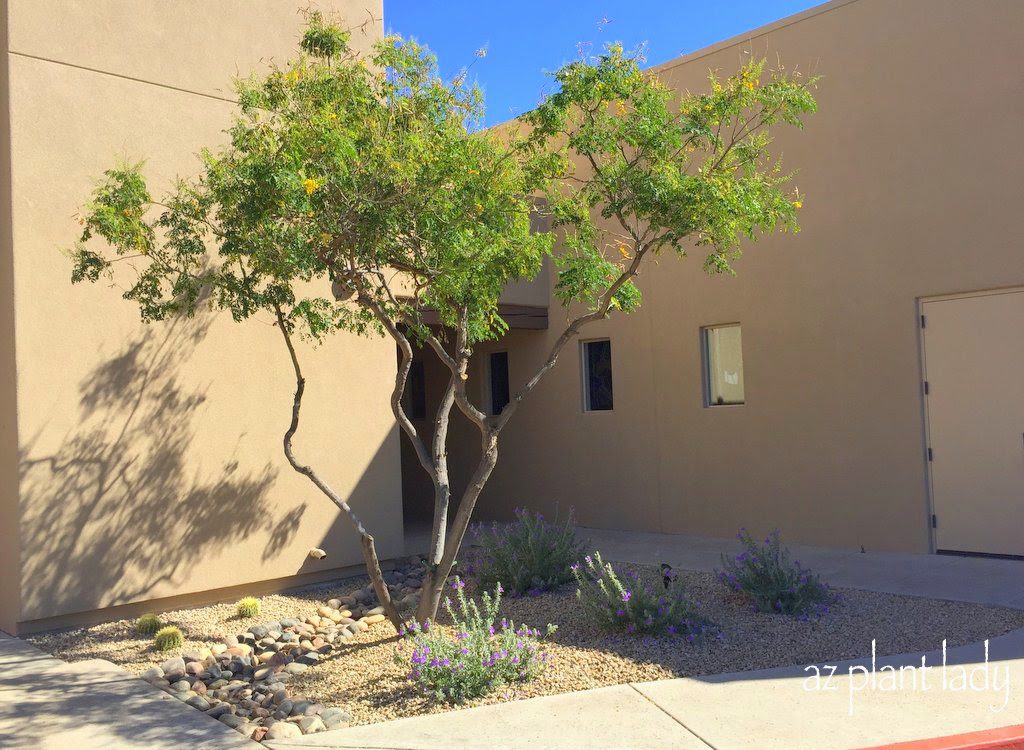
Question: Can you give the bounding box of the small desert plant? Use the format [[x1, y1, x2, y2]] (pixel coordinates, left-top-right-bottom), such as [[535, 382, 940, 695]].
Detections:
[[153, 626, 184, 651], [236, 597, 261, 618], [717, 529, 837, 618], [473, 507, 584, 596], [135, 613, 162, 636], [396, 577, 556, 703], [573, 551, 716, 639]]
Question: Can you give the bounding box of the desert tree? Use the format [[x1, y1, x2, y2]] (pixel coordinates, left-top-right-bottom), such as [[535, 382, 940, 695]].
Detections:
[[70, 12, 817, 628]]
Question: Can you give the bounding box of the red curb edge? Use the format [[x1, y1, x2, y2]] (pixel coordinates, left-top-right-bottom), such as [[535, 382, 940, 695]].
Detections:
[[856, 724, 1024, 750]]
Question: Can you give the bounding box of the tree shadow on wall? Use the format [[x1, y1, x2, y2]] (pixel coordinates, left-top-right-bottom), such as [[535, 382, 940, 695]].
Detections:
[[16, 313, 302, 622]]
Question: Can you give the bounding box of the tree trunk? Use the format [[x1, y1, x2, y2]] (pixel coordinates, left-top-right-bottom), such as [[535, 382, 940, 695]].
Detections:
[[416, 431, 499, 623], [274, 308, 403, 630]]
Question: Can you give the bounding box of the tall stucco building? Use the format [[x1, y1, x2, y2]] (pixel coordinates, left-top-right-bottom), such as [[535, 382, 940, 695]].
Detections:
[[0, 0, 402, 635], [454, 0, 1024, 560], [2, 0, 1023, 635]]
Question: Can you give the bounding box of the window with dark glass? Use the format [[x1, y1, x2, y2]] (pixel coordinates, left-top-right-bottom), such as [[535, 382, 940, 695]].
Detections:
[[583, 339, 613, 411], [488, 351, 510, 416], [405, 360, 426, 419]]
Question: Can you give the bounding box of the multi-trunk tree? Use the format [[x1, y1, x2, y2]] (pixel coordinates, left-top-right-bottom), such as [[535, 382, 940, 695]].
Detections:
[[71, 12, 817, 629]]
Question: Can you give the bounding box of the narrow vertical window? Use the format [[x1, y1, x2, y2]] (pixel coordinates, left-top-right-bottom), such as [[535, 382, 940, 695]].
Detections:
[[489, 351, 510, 416], [582, 339, 613, 411], [704, 324, 745, 406], [405, 360, 426, 419]]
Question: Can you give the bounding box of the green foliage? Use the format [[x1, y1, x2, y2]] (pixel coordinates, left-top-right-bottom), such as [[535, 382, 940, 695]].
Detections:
[[396, 578, 556, 702], [717, 529, 837, 618], [572, 551, 715, 638], [473, 507, 583, 595], [70, 15, 815, 349], [236, 597, 261, 618], [153, 626, 184, 651], [135, 613, 162, 636], [71, 11, 556, 345], [300, 10, 351, 58], [526, 46, 817, 314]]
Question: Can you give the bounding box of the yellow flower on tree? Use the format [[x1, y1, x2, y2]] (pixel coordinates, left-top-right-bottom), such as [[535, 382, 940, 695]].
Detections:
[[615, 100, 627, 117], [303, 178, 321, 195]]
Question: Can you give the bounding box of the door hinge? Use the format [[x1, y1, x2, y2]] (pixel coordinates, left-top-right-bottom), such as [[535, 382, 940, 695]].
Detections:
[[931, 513, 937, 528], [923, 381, 929, 395], [927, 447, 933, 461], [920, 314, 927, 328]]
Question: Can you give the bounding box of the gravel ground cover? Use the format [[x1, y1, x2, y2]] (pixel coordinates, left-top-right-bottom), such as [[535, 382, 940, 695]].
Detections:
[[29, 562, 1024, 729]]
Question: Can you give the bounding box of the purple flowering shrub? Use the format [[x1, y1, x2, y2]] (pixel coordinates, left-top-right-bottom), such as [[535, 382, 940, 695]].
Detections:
[[572, 551, 716, 639], [396, 576, 557, 703], [717, 529, 838, 618], [473, 507, 583, 596]]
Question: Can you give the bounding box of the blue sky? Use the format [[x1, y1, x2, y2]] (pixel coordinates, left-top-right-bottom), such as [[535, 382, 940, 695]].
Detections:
[[383, 1, 822, 125]]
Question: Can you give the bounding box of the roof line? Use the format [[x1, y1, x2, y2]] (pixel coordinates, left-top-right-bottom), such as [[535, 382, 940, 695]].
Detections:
[[648, 0, 862, 76]]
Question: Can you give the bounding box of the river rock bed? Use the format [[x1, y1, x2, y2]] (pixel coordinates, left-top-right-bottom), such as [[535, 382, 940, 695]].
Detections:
[[30, 555, 427, 742], [28, 560, 1024, 736]]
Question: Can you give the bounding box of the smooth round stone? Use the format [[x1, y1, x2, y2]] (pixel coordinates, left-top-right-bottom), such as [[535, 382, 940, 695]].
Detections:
[[170, 680, 191, 693], [205, 703, 231, 719], [284, 662, 308, 675], [303, 702, 324, 717], [160, 657, 186, 681], [140, 667, 163, 682], [185, 695, 211, 711], [266, 722, 302, 740], [298, 716, 326, 734], [320, 707, 351, 729]]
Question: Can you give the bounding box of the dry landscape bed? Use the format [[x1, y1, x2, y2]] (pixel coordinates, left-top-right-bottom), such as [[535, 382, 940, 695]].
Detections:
[[30, 562, 1024, 727]]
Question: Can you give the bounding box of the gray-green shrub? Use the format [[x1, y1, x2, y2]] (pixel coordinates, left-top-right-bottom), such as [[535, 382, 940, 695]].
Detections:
[[572, 551, 715, 639], [473, 507, 583, 596], [396, 577, 556, 703], [717, 529, 837, 618]]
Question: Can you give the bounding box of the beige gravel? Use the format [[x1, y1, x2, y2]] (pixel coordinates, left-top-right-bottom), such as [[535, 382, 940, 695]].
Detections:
[[28, 564, 1024, 727]]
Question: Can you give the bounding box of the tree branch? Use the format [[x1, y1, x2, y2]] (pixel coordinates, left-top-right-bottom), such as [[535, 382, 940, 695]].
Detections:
[[272, 305, 403, 631]]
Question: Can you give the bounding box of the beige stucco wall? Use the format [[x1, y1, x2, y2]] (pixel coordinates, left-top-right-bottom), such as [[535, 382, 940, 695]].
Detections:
[[470, 0, 1024, 553], [4, 0, 403, 632], [0, 0, 21, 635]]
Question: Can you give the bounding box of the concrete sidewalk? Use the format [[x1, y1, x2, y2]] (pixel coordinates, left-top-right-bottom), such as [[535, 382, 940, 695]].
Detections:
[[267, 627, 1024, 750], [0, 631, 258, 749], [576, 526, 1024, 609]]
